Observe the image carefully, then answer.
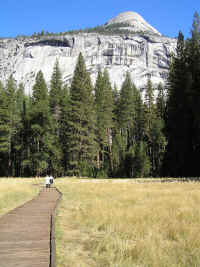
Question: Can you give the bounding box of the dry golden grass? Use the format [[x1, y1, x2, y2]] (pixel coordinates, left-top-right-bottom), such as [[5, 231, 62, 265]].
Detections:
[[0, 178, 40, 217], [55, 179, 200, 267], [1, 178, 200, 266]]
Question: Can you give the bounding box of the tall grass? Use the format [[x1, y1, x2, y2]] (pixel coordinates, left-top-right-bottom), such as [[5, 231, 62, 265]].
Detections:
[[0, 178, 40, 217], [55, 179, 200, 267]]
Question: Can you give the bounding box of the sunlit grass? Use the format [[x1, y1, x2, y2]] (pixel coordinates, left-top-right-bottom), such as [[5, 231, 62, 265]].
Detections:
[[55, 179, 200, 267], [0, 178, 40, 217], [1, 177, 200, 266]]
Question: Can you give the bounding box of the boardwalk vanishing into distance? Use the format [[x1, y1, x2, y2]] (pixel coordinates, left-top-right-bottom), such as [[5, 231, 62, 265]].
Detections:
[[0, 187, 62, 267]]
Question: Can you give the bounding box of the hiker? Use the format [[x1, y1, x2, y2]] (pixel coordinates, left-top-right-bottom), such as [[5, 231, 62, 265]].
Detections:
[[49, 175, 54, 186], [45, 175, 51, 188]]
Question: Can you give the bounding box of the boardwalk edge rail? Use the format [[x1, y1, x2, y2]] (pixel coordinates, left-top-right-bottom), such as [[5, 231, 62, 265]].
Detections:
[[49, 187, 62, 267]]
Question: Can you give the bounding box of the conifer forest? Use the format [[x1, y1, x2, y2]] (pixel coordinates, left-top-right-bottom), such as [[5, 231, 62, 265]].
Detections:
[[0, 13, 200, 178]]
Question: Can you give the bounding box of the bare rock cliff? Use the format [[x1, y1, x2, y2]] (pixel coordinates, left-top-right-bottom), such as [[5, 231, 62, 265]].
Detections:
[[0, 12, 177, 93]]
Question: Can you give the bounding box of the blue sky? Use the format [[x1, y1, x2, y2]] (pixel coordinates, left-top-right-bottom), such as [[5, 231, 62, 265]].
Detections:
[[1, 0, 199, 38]]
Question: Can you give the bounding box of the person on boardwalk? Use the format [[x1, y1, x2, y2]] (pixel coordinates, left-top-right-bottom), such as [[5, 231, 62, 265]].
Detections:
[[49, 175, 54, 186], [45, 175, 51, 188]]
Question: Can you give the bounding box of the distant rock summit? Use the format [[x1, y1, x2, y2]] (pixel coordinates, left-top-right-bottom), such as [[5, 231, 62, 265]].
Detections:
[[106, 11, 161, 36], [0, 11, 177, 94]]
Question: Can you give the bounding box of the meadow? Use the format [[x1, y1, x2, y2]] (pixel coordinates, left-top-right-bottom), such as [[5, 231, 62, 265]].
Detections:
[[1, 178, 200, 266], [0, 178, 39, 217], [55, 179, 200, 267]]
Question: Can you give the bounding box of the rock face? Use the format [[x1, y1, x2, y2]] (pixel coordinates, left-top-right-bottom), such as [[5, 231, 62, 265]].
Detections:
[[107, 11, 161, 36], [0, 12, 177, 94]]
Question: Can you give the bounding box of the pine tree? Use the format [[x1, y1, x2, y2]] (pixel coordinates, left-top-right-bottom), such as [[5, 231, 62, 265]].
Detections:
[[13, 83, 27, 176], [191, 11, 200, 40], [5, 76, 20, 176], [95, 69, 114, 174], [118, 72, 135, 137], [67, 53, 97, 176], [133, 88, 146, 143], [111, 83, 122, 175], [152, 83, 167, 176], [19, 95, 32, 176], [49, 59, 62, 122], [0, 81, 10, 176], [95, 70, 105, 169], [144, 79, 155, 138], [49, 59, 63, 175], [132, 141, 151, 178], [117, 72, 137, 153], [156, 83, 166, 120], [151, 117, 167, 176], [102, 70, 114, 151], [116, 72, 141, 177], [164, 31, 190, 176], [162, 14, 200, 177], [16, 83, 26, 114], [185, 12, 200, 176], [59, 84, 70, 174], [143, 79, 157, 175], [29, 71, 55, 176], [112, 83, 120, 127]]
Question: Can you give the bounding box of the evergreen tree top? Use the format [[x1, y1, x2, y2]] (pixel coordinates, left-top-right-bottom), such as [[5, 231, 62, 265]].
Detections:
[[50, 59, 63, 114], [32, 71, 48, 103], [191, 11, 200, 40]]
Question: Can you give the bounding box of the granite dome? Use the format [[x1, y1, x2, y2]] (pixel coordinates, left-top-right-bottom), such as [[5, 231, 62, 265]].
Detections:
[[0, 12, 176, 94], [107, 11, 161, 36]]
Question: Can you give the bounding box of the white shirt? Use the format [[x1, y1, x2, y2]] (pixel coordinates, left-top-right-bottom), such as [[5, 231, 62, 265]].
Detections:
[[45, 175, 50, 185]]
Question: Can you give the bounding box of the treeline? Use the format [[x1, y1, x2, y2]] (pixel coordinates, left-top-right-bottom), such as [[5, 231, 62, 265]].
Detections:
[[29, 23, 150, 39], [0, 13, 200, 178], [164, 12, 200, 177], [0, 57, 166, 177]]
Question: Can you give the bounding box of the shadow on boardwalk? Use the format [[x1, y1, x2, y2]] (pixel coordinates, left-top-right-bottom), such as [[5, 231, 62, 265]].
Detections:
[[0, 187, 62, 267]]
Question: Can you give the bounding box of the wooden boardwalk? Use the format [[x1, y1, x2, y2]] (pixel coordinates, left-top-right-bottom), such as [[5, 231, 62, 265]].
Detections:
[[0, 187, 61, 267]]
